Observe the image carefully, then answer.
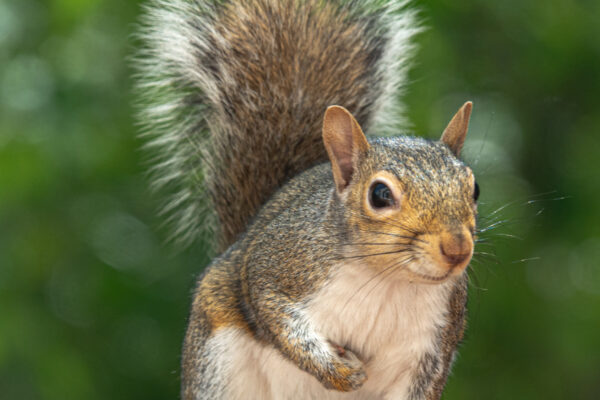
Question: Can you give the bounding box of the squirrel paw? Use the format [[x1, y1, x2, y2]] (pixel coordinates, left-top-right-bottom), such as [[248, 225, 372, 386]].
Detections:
[[320, 342, 367, 392]]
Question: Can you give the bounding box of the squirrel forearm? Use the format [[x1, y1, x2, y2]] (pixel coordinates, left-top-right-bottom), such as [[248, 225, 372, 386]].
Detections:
[[251, 294, 367, 392]]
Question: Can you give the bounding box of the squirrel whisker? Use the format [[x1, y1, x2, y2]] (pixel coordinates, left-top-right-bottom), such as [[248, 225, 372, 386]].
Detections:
[[341, 242, 414, 246], [340, 249, 414, 261], [367, 230, 429, 244], [351, 210, 424, 238]]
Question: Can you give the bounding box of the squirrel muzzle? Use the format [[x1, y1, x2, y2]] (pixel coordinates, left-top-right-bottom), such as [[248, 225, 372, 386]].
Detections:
[[438, 230, 473, 269]]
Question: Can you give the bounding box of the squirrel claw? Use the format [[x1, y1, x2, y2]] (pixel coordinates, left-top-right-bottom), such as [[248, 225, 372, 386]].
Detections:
[[330, 341, 346, 357], [320, 343, 367, 392]]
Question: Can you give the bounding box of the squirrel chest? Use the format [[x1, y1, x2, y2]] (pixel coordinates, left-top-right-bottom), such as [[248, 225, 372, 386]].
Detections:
[[203, 261, 461, 400]]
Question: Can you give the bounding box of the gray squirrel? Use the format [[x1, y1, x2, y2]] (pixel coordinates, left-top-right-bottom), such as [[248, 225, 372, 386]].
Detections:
[[136, 0, 478, 399]]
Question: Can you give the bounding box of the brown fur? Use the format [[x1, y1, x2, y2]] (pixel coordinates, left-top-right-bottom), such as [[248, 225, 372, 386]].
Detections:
[[182, 126, 478, 398], [195, 0, 393, 249], [441, 101, 473, 156], [138, 1, 478, 398]]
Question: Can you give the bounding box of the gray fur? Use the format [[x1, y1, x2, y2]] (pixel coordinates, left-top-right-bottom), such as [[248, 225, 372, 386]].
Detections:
[[135, 1, 476, 399], [134, 0, 420, 248]]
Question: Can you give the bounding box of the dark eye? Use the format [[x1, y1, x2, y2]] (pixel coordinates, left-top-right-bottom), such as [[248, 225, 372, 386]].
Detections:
[[370, 182, 395, 209], [473, 181, 480, 202]]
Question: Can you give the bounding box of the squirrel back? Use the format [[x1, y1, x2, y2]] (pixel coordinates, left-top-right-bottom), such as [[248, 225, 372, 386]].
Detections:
[[136, 0, 419, 249]]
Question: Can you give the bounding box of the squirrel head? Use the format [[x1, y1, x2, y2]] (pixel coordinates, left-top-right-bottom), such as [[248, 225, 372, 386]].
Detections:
[[322, 103, 477, 284]]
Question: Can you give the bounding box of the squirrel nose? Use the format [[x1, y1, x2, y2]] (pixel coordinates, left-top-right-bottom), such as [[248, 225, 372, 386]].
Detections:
[[439, 232, 472, 267]]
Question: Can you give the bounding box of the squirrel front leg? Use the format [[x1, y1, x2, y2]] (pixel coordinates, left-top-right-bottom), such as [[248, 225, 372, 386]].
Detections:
[[250, 289, 367, 391]]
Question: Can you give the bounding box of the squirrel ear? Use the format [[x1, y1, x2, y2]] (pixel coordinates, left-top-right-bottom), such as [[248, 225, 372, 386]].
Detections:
[[322, 106, 370, 193], [440, 101, 473, 157]]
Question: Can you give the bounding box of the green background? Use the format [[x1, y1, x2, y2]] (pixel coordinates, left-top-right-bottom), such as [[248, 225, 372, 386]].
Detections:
[[1, 0, 599, 398]]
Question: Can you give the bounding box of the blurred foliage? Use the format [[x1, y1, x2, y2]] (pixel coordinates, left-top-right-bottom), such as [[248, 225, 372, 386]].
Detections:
[[0, 0, 599, 399]]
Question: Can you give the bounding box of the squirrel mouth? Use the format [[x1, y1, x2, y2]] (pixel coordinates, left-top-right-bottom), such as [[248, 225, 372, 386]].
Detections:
[[409, 269, 454, 283]]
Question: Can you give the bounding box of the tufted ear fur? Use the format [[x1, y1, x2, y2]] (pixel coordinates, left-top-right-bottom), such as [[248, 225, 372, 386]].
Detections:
[[322, 106, 370, 193], [441, 101, 473, 157]]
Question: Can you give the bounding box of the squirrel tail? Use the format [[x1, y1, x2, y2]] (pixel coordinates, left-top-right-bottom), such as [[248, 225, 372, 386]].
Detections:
[[135, 0, 420, 250]]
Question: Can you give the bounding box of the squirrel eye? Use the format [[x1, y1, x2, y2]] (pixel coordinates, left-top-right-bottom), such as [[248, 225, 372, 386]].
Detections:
[[370, 182, 395, 209], [473, 181, 480, 202]]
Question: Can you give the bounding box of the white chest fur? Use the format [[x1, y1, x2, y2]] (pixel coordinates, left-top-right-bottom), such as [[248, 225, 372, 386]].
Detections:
[[208, 263, 454, 400], [307, 263, 454, 399]]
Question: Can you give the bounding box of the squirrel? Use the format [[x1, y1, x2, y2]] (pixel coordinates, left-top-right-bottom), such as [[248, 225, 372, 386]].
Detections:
[[136, 0, 479, 399]]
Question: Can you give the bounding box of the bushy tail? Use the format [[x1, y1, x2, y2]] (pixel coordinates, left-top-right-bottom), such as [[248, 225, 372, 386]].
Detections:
[[135, 0, 419, 250]]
